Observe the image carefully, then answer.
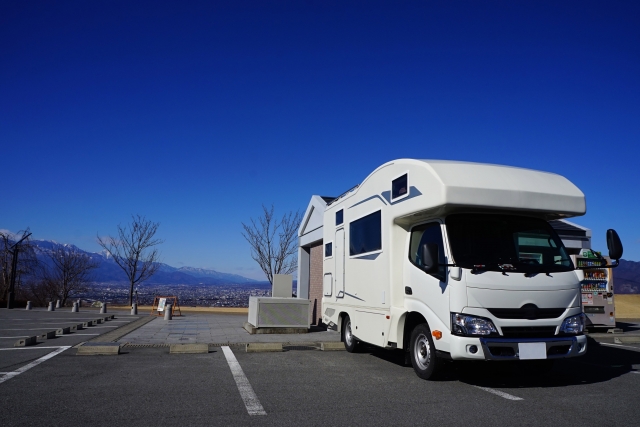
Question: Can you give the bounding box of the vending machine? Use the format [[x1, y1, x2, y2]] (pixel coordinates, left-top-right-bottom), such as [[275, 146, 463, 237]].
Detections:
[[572, 250, 615, 329]]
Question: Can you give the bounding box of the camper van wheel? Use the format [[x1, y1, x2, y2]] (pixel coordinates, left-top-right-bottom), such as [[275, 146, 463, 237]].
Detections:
[[410, 324, 440, 380], [343, 315, 360, 353]]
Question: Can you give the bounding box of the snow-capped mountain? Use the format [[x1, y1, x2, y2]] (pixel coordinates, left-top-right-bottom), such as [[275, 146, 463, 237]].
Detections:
[[26, 239, 258, 285]]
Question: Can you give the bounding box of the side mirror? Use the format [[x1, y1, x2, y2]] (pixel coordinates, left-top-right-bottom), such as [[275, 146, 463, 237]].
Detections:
[[421, 243, 439, 274], [607, 229, 623, 260]]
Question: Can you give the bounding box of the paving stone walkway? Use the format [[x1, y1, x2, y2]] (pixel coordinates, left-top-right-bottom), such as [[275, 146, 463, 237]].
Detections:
[[117, 312, 341, 345]]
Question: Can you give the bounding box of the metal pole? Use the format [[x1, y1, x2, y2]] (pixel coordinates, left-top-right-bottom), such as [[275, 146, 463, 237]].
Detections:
[[7, 247, 19, 309]]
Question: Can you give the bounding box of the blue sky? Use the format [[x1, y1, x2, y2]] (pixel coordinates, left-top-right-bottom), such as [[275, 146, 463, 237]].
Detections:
[[2, 1, 639, 280]]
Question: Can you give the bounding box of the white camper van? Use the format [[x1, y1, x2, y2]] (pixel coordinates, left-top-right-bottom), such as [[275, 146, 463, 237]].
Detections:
[[319, 159, 623, 379]]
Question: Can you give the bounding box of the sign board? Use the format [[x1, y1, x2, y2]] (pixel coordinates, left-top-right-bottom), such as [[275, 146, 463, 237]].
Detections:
[[157, 298, 167, 312], [150, 296, 181, 317]]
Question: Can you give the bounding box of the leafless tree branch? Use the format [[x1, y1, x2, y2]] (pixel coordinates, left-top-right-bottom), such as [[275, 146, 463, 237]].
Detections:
[[241, 205, 302, 285], [97, 215, 163, 305], [40, 245, 98, 306]]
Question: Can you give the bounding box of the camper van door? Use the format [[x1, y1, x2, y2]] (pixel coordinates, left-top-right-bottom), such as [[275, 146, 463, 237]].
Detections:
[[335, 228, 345, 297]]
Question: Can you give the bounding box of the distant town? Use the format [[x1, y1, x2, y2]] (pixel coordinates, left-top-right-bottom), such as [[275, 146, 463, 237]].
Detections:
[[81, 282, 285, 307]]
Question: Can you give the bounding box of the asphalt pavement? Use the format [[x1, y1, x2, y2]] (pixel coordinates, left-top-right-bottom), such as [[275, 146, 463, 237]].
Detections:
[[1, 308, 640, 426]]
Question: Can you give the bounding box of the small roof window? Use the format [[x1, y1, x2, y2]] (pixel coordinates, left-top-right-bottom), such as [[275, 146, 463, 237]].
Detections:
[[392, 174, 408, 200]]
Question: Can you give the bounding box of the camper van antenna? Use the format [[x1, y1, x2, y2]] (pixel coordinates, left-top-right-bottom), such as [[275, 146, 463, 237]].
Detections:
[[327, 184, 359, 206]]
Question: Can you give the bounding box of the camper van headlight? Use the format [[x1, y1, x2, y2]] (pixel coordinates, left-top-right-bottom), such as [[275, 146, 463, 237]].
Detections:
[[560, 313, 586, 335], [451, 313, 498, 336]]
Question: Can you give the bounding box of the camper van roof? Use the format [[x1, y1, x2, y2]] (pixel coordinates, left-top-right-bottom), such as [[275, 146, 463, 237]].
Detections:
[[361, 159, 586, 219]]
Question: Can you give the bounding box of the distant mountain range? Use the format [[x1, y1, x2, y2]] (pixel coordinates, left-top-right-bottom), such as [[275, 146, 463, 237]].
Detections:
[[30, 240, 260, 286], [614, 259, 640, 294]]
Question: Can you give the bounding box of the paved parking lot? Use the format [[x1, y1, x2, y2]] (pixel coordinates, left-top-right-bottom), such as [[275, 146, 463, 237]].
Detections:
[[1, 309, 640, 426]]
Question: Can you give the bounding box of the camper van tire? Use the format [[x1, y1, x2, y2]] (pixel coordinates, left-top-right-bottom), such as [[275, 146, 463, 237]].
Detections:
[[342, 315, 360, 353], [409, 323, 440, 380]]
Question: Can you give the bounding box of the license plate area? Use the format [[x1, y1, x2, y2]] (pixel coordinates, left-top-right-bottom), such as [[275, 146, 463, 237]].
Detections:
[[518, 342, 547, 360]]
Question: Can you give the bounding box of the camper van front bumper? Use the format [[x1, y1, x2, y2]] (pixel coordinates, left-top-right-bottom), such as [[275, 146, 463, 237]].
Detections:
[[478, 335, 587, 360]]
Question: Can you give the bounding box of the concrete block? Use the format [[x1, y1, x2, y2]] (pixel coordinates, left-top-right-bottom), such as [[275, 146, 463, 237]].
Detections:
[[243, 322, 308, 335], [320, 342, 345, 351], [100, 302, 107, 314], [70, 325, 78, 333], [103, 316, 112, 322], [614, 336, 640, 344], [246, 343, 283, 353], [82, 321, 93, 328], [170, 344, 209, 354], [38, 331, 57, 340], [56, 327, 71, 336], [77, 342, 120, 356], [47, 302, 55, 311], [77, 323, 84, 330], [96, 318, 103, 324], [14, 336, 37, 347], [55, 300, 61, 309], [26, 301, 32, 310]]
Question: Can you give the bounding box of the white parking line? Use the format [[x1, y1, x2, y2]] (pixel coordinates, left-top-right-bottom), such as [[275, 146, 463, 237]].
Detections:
[[221, 346, 267, 416], [60, 333, 99, 336], [0, 346, 70, 385], [0, 346, 69, 351], [473, 386, 524, 401]]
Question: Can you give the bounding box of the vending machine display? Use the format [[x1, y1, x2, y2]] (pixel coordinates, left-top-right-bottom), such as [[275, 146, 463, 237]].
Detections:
[[572, 250, 615, 328]]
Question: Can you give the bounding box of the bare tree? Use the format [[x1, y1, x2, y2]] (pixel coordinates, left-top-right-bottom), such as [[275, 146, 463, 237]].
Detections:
[[97, 215, 163, 306], [1, 229, 38, 303], [40, 245, 98, 306], [241, 205, 302, 285]]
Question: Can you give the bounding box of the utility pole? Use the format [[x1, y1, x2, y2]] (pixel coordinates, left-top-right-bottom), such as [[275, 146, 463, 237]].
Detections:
[[7, 232, 32, 309]]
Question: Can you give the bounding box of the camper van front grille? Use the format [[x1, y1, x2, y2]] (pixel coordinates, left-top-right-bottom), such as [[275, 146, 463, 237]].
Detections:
[[500, 326, 557, 338], [487, 307, 565, 320]]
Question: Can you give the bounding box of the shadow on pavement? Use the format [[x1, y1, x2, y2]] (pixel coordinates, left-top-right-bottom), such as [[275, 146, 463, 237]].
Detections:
[[364, 337, 640, 388]]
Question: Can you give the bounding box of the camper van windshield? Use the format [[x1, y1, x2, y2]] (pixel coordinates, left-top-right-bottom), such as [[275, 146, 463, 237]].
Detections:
[[445, 214, 574, 273]]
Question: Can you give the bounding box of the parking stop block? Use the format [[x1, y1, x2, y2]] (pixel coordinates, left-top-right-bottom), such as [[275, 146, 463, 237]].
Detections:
[[170, 344, 209, 354], [56, 327, 71, 336], [14, 336, 37, 347], [320, 342, 345, 351], [614, 336, 640, 344], [77, 342, 121, 355], [246, 343, 283, 353], [38, 331, 57, 340]]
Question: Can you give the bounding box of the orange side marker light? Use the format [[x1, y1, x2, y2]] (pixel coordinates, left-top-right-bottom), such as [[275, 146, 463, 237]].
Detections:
[[432, 330, 442, 340]]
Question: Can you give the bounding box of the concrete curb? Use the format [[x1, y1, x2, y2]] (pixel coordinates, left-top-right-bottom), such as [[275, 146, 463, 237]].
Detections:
[[320, 342, 345, 351], [246, 343, 283, 353], [77, 342, 121, 355], [14, 336, 37, 347], [90, 315, 156, 343], [170, 344, 209, 354]]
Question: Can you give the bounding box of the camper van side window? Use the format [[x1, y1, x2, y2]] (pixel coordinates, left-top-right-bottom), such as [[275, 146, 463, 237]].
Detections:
[[392, 174, 408, 200], [349, 210, 382, 256], [409, 222, 446, 280], [336, 209, 344, 226], [325, 242, 333, 258]]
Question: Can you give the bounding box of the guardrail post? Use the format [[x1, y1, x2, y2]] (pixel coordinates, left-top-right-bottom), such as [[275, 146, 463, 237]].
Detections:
[[164, 303, 172, 320]]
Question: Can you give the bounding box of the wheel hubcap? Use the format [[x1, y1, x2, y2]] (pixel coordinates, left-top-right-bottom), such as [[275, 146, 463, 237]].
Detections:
[[414, 334, 431, 370], [345, 321, 353, 346]]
